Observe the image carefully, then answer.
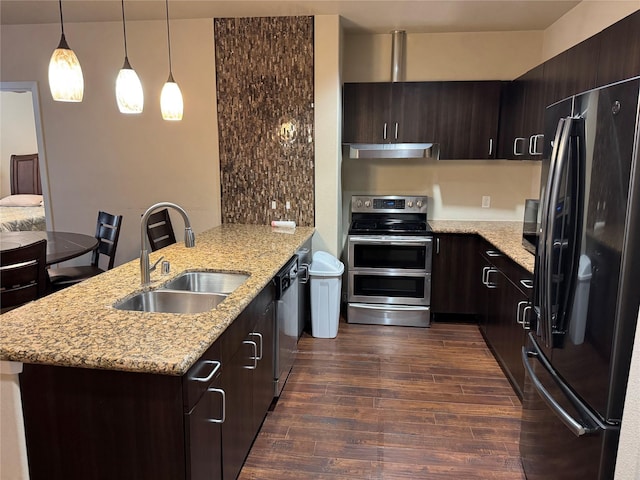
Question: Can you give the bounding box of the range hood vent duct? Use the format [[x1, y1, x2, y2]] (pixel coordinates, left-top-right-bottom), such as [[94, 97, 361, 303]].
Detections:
[[391, 30, 406, 82]]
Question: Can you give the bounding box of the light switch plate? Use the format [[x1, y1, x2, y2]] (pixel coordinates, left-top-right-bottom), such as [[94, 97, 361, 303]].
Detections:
[[482, 196, 491, 208]]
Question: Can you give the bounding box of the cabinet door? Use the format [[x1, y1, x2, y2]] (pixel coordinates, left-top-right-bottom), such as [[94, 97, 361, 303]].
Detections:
[[498, 64, 545, 160], [596, 11, 640, 87], [220, 340, 254, 480], [252, 301, 275, 432], [186, 374, 223, 480], [392, 82, 438, 143], [544, 35, 599, 106], [431, 234, 478, 315], [436, 81, 501, 160], [342, 83, 393, 143]]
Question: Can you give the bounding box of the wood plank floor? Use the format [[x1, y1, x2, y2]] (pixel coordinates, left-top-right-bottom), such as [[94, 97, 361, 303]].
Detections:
[[239, 320, 526, 479]]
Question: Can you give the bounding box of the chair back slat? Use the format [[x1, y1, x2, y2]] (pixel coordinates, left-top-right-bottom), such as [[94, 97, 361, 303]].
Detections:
[[146, 208, 177, 252], [91, 211, 123, 270], [1, 239, 48, 312]]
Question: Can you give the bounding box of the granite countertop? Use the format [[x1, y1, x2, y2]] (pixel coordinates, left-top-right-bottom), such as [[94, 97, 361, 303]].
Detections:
[[0, 224, 314, 376], [429, 220, 535, 273]]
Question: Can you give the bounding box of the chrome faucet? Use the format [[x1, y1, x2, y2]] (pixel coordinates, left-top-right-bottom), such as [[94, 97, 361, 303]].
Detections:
[[140, 202, 195, 285]]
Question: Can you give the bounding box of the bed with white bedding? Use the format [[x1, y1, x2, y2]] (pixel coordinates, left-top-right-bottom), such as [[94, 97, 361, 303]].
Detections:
[[0, 154, 45, 231]]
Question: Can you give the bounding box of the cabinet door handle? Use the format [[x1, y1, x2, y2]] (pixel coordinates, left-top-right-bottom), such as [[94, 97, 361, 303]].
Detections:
[[520, 279, 534, 289], [513, 137, 526, 156], [383, 123, 388, 140], [394, 122, 399, 140], [485, 268, 499, 288], [248, 332, 263, 361], [485, 250, 502, 257], [243, 340, 258, 369], [530, 134, 544, 155], [516, 300, 528, 325], [523, 305, 532, 330], [436, 237, 440, 255], [482, 266, 490, 285], [190, 360, 221, 383], [207, 387, 226, 424], [488, 138, 493, 156]]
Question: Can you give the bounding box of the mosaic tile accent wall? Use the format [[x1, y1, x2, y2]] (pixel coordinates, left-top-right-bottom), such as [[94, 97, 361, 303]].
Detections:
[[214, 16, 315, 226]]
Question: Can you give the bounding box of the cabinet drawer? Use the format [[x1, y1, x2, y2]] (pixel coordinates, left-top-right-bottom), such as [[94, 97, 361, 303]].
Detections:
[[183, 340, 222, 412]]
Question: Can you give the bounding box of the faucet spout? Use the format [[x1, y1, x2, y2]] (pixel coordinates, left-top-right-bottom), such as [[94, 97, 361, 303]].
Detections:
[[140, 202, 195, 285]]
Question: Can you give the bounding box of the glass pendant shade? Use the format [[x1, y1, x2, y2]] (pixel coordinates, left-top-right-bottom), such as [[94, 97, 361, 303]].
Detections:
[[161, 75, 183, 121], [116, 58, 144, 114], [48, 34, 84, 102]]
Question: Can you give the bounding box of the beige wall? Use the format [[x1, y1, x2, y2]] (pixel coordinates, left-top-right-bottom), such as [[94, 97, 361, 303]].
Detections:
[[543, 1, 640, 62], [0, 92, 38, 197], [344, 30, 543, 82], [314, 15, 343, 257], [0, 18, 221, 265]]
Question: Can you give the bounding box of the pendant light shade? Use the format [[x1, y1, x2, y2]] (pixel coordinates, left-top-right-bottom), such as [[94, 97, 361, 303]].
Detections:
[[48, 1, 84, 102], [161, 0, 183, 121], [161, 73, 183, 121], [115, 0, 143, 113]]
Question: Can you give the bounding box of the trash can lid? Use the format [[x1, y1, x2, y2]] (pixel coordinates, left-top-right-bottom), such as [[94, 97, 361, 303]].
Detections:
[[309, 251, 344, 276]]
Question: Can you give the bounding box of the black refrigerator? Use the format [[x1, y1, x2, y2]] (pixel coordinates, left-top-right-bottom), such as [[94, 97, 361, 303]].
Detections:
[[520, 76, 640, 479]]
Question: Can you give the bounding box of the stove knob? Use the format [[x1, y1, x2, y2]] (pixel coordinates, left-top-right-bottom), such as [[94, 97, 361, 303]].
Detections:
[[364, 200, 371, 208], [416, 200, 423, 208], [356, 200, 363, 208], [407, 201, 414, 208]]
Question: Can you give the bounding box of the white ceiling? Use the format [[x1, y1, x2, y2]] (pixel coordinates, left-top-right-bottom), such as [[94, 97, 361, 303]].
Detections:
[[0, 0, 581, 33]]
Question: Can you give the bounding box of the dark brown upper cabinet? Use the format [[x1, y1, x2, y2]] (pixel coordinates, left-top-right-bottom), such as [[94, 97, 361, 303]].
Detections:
[[544, 34, 600, 106], [498, 64, 545, 160], [342, 82, 437, 144], [595, 11, 640, 87], [434, 81, 501, 160], [342, 81, 500, 159]]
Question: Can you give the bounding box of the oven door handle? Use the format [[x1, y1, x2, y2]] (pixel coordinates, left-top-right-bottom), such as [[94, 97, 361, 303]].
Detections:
[[349, 236, 432, 245]]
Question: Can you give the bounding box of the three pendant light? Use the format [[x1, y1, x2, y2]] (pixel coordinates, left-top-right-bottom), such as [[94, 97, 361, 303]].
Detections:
[[48, 0, 183, 120]]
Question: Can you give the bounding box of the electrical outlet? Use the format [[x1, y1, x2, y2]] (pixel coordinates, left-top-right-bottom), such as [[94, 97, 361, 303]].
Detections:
[[271, 201, 276, 209], [482, 196, 491, 208], [285, 201, 291, 210]]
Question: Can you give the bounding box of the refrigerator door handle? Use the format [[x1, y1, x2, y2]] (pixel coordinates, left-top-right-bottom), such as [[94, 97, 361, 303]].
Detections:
[[522, 340, 606, 437], [538, 118, 568, 347]]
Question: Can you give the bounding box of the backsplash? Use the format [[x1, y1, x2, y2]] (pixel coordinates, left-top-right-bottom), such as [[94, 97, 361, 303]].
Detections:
[[214, 17, 315, 226]]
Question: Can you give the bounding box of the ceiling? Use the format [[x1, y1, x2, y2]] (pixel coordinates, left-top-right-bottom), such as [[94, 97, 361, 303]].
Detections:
[[0, 0, 581, 33]]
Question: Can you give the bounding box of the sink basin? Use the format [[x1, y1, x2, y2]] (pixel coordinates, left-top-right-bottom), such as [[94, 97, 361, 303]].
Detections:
[[114, 290, 227, 314], [161, 271, 250, 295]]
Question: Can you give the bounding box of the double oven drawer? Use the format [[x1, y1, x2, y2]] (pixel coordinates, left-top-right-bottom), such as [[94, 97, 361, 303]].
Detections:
[[347, 235, 433, 307]]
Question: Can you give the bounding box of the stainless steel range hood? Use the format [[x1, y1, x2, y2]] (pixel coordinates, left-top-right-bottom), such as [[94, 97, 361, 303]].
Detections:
[[344, 31, 438, 160], [345, 143, 437, 159]]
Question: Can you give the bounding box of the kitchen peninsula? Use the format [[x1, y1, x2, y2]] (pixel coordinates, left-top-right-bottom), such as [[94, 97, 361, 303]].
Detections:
[[0, 224, 314, 374]]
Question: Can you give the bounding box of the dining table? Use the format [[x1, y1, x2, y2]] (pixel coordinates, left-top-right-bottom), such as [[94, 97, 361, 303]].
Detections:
[[0, 231, 99, 266]]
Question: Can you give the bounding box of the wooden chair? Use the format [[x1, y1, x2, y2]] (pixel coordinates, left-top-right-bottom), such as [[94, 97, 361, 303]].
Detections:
[[1, 239, 48, 313], [146, 208, 176, 252], [48, 211, 123, 288]]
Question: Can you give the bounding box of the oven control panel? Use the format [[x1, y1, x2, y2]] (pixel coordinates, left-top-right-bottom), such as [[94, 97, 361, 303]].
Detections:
[[351, 195, 428, 213]]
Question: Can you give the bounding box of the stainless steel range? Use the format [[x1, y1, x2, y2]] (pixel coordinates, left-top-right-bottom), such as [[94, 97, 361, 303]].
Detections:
[[347, 195, 433, 327]]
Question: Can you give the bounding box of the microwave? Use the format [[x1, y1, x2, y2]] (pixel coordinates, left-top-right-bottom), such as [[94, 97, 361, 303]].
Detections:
[[522, 199, 539, 254]]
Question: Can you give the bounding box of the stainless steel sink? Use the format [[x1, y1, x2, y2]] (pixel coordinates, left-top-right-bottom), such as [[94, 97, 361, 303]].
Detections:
[[161, 271, 250, 295], [114, 290, 227, 314]]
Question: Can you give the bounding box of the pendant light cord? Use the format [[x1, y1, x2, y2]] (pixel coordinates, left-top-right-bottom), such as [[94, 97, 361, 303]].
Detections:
[[165, 0, 173, 75], [120, 0, 129, 58], [58, 0, 65, 36]]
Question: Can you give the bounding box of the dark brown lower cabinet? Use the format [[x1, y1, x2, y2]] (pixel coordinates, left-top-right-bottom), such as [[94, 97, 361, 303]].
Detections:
[[431, 233, 478, 316], [477, 244, 533, 399], [20, 284, 275, 480]]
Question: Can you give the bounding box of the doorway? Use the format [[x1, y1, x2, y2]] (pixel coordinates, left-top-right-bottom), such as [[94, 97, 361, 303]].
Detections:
[[0, 82, 53, 229]]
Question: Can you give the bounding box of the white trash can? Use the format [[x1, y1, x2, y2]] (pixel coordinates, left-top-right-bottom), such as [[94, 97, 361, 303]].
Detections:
[[309, 251, 344, 338]]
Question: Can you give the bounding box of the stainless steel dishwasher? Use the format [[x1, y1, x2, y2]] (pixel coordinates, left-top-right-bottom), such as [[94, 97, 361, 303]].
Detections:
[[273, 255, 299, 397]]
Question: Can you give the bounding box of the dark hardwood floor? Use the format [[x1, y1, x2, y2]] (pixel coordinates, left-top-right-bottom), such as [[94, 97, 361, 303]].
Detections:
[[239, 319, 526, 479]]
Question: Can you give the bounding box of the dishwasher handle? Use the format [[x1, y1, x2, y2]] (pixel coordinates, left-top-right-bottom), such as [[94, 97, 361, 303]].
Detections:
[[298, 263, 309, 284]]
